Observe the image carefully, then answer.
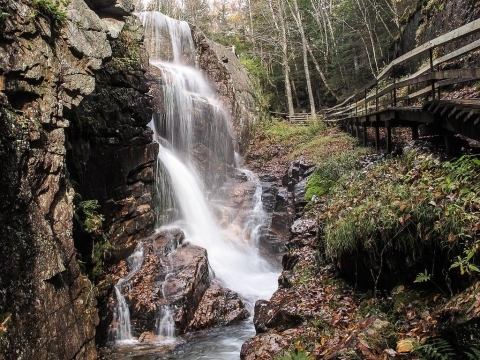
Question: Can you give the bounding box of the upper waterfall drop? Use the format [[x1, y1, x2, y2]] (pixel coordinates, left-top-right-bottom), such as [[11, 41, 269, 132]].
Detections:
[[137, 11, 195, 65]]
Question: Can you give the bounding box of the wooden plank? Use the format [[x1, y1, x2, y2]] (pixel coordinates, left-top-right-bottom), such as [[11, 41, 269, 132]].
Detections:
[[328, 20, 480, 116], [377, 19, 480, 81], [464, 109, 480, 122]]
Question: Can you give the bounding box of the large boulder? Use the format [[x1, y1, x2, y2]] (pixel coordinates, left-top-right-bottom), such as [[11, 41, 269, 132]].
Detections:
[[108, 228, 210, 336], [188, 280, 250, 331]]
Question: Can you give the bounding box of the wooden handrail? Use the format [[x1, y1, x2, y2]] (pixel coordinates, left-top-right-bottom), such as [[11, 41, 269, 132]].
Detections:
[[327, 19, 480, 116]]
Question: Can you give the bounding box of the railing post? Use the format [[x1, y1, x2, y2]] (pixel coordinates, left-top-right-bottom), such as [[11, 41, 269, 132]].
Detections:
[[429, 48, 435, 100], [393, 65, 397, 107], [364, 88, 367, 114], [375, 81, 379, 111], [406, 85, 410, 106]]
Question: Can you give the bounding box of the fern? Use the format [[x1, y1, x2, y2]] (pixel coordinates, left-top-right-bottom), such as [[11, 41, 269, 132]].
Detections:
[[464, 347, 480, 360], [414, 338, 455, 360], [77, 199, 104, 233], [414, 269, 432, 283]]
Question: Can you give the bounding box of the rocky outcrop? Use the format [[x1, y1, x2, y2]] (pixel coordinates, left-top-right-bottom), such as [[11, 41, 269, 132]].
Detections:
[[188, 280, 250, 331], [396, 0, 480, 74], [106, 228, 248, 338], [0, 0, 110, 358], [190, 25, 258, 153], [0, 0, 158, 358], [67, 14, 158, 262]]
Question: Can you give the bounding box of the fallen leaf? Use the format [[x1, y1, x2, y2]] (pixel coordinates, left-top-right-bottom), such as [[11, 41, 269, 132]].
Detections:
[[397, 338, 415, 353]]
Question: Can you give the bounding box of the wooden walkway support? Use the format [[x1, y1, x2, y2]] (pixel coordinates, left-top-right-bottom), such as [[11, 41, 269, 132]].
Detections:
[[324, 19, 480, 151]]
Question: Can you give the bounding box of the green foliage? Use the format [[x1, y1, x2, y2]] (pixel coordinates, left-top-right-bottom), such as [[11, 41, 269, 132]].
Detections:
[[322, 151, 480, 285], [275, 350, 313, 360], [414, 269, 432, 283], [240, 55, 272, 112], [91, 235, 113, 278], [414, 337, 455, 360], [305, 151, 365, 200], [0, 10, 9, 23], [76, 199, 104, 233], [258, 118, 325, 145], [450, 242, 480, 275], [33, 0, 68, 26], [74, 199, 112, 279], [464, 347, 480, 360]]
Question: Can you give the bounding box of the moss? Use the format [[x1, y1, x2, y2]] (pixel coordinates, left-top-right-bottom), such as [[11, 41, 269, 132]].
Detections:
[[107, 23, 143, 74], [304, 149, 368, 201], [32, 0, 68, 26]]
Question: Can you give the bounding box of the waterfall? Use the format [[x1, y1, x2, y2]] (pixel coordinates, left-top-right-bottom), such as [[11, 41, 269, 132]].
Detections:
[[112, 244, 145, 342], [109, 10, 278, 347]]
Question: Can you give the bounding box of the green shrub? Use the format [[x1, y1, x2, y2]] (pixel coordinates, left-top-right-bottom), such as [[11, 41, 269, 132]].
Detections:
[[76, 199, 104, 233], [33, 0, 68, 26], [322, 151, 480, 283], [305, 150, 366, 200]]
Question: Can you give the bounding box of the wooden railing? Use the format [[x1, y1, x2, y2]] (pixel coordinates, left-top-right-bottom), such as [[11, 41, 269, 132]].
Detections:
[[326, 19, 480, 119], [287, 113, 311, 125]]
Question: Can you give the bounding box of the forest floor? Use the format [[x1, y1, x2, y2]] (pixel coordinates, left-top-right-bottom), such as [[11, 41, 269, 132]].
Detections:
[[242, 117, 480, 360]]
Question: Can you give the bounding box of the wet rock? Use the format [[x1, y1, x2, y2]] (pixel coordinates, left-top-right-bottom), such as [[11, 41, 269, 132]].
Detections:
[[293, 179, 307, 215], [112, 229, 213, 337], [261, 182, 278, 213], [268, 188, 293, 247], [188, 280, 250, 331], [253, 297, 304, 334], [284, 160, 316, 192], [0, 0, 142, 357], [240, 332, 288, 360]]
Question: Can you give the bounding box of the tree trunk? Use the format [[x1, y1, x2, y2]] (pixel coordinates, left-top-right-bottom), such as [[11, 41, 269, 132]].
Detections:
[[277, 0, 295, 116], [290, 0, 316, 115]]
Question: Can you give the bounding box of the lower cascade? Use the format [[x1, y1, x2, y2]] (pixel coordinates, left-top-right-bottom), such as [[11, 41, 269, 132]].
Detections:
[[106, 10, 280, 358]]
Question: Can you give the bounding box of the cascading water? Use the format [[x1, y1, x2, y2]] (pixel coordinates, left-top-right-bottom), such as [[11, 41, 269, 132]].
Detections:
[[107, 9, 279, 358], [111, 244, 145, 342]]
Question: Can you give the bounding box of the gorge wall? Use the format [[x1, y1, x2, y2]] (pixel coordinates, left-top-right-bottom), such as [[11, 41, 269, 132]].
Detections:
[[0, 0, 158, 358]]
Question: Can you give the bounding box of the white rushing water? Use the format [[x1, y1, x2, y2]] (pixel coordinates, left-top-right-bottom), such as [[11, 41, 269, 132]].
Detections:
[[112, 244, 145, 342], [156, 145, 278, 307]]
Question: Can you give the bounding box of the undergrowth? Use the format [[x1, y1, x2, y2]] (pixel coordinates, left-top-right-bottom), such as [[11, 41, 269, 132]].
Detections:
[[305, 149, 368, 200], [321, 149, 480, 288], [33, 0, 68, 26], [275, 350, 313, 360], [75, 199, 113, 279], [257, 118, 326, 146], [252, 118, 362, 165]]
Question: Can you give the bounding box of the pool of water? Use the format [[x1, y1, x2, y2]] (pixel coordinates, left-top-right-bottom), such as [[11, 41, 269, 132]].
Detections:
[[101, 321, 255, 360]]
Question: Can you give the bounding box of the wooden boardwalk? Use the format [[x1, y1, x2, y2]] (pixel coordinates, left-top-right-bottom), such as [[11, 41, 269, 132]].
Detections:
[[325, 19, 480, 152]]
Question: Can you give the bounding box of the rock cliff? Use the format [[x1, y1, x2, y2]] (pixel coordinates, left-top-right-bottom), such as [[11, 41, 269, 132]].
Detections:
[[0, 0, 157, 358], [190, 25, 258, 154]]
